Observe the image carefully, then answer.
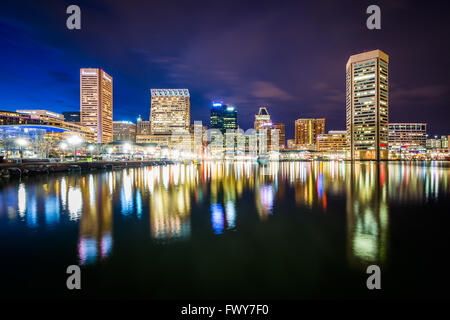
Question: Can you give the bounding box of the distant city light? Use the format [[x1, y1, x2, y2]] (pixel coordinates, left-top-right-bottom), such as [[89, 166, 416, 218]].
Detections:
[[15, 138, 28, 146], [123, 143, 132, 152], [67, 135, 83, 146]]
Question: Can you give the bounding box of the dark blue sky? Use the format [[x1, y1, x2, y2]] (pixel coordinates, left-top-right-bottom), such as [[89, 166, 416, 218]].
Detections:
[[1, 0, 449, 138]]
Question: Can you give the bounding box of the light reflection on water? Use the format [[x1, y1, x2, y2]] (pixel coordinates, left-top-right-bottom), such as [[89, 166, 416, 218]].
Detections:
[[0, 161, 449, 267]]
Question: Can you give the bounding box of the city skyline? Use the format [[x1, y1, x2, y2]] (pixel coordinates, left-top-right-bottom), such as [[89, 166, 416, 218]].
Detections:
[[0, 66, 447, 142], [0, 0, 449, 139], [0, 51, 447, 150]]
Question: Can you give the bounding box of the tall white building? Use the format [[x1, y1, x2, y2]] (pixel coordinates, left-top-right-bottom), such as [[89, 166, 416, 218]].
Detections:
[[346, 50, 389, 160]]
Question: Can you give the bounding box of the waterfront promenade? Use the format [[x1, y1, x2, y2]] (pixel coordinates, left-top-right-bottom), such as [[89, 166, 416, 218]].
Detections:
[[0, 159, 172, 177]]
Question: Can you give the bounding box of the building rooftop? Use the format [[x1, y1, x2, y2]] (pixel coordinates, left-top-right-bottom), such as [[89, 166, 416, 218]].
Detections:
[[346, 49, 389, 69], [258, 107, 269, 116], [151, 89, 190, 97]]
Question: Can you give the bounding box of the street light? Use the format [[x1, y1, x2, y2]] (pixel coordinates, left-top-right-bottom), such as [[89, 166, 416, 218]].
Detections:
[[15, 138, 28, 161], [146, 146, 155, 159], [60, 142, 68, 161], [67, 135, 83, 161], [87, 145, 95, 161], [123, 143, 132, 159]]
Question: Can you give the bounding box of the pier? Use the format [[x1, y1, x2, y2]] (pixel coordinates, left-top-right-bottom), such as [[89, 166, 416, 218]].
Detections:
[[0, 160, 173, 177]]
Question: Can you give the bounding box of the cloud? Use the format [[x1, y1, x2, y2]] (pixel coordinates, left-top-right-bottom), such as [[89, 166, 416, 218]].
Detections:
[[48, 71, 75, 84], [391, 84, 449, 105], [311, 81, 345, 104], [250, 81, 293, 100], [312, 82, 328, 90]]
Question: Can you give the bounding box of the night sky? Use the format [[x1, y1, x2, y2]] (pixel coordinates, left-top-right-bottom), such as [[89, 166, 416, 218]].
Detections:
[[1, 0, 449, 138]]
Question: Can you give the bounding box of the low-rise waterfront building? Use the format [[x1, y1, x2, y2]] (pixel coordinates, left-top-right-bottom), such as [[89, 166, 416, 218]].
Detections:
[[0, 110, 42, 126], [426, 137, 441, 151], [1, 110, 95, 143], [287, 139, 296, 149], [0, 109, 96, 158], [136, 116, 151, 135], [388, 123, 427, 154], [16, 109, 64, 121], [317, 130, 347, 155]]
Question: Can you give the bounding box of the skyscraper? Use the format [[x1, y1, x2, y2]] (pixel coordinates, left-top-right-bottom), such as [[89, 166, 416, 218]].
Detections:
[[210, 102, 224, 131], [253, 107, 285, 152], [150, 89, 190, 134], [209, 101, 237, 134], [346, 50, 389, 160], [295, 118, 325, 148], [254, 106, 271, 130], [80, 68, 113, 143], [222, 105, 238, 133], [209, 101, 238, 157]]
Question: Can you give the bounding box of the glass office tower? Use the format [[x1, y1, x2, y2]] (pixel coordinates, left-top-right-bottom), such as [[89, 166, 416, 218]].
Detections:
[[346, 50, 389, 160], [209, 101, 237, 134]]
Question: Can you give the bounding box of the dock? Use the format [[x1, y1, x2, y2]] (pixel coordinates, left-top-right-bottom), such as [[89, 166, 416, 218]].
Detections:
[[0, 160, 173, 177]]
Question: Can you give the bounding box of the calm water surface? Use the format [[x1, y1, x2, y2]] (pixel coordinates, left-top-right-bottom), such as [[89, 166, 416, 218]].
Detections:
[[0, 161, 449, 298]]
